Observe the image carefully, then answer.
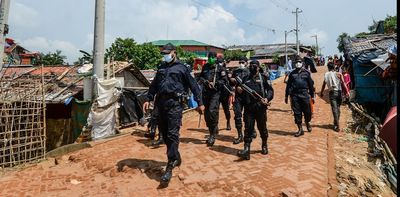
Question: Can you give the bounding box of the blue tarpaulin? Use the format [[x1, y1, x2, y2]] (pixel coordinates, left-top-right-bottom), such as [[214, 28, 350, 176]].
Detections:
[[352, 50, 392, 103]]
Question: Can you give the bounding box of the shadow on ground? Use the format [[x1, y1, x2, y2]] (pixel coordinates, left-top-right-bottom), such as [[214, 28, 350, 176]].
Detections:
[[268, 108, 291, 113], [208, 144, 240, 157], [116, 158, 167, 182], [313, 124, 333, 130], [269, 129, 294, 136], [180, 137, 204, 144], [186, 128, 208, 134]]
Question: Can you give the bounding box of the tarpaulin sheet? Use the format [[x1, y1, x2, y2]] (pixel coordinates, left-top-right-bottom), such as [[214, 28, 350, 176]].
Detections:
[[71, 99, 91, 140], [119, 89, 146, 125], [352, 54, 391, 104]]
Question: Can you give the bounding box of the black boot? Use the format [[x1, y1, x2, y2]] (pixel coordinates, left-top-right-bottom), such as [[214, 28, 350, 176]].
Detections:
[[226, 120, 231, 131], [144, 126, 156, 140], [233, 129, 243, 144], [151, 132, 164, 146], [294, 124, 304, 137], [237, 143, 250, 160], [306, 122, 312, 132], [160, 155, 181, 184], [160, 165, 173, 184], [206, 127, 216, 146], [261, 140, 268, 155]]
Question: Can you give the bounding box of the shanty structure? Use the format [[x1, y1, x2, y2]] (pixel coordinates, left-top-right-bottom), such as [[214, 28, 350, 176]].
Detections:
[[0, 66, 46, 168], [0, 62, 150, 155], [343, 33, 397, 106]]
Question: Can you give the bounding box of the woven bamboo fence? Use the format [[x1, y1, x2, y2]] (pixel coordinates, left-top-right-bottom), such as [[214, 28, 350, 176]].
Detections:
[[0, 69, 46, 168]]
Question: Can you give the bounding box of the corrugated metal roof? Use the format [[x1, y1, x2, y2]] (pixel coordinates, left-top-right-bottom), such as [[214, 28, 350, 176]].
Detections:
[[150, 40, 224, 50], [227, 43, 297, 51], [344, 34, 397, 56], [0, 66, 37, 79], [151, 40, 209, 46], [1, 62, 150, 103]]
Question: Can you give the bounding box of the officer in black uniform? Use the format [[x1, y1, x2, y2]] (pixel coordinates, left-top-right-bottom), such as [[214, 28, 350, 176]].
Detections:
[[230, 57, 257, 144], [237, 60, 274, 160], [218, 57, 233, 131], [198, 52, 229, 146], [284, 56, 315, 137], [143, 43, 204, 184]]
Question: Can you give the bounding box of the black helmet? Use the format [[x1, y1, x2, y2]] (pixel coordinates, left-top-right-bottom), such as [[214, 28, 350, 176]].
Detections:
[[239, 56, 248, 63], [249, 60, 260, 66], [294, 55, 302, 63], [161, 43, 176, 54]]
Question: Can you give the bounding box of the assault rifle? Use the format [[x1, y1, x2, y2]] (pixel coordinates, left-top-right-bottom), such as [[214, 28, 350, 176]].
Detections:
[[235, 76, 270, 106]]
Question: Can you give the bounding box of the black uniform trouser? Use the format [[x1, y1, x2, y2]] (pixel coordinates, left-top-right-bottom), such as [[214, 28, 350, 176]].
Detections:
[[243, 104, 268, 143], [233, 96, 244, 130], [156, 98, 183, 162], [203, 91, 220, 135], [219, 93, 231, 122], [329, 90, 342, 126], [290, 93, 312, 124]]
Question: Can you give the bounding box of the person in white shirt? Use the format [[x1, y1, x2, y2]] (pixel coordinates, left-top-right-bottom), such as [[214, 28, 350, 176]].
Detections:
[[320, 62, 349, 132]]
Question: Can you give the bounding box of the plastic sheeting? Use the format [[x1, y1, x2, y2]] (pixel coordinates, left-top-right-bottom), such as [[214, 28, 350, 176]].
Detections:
[[119, 89, 146, 125], [88, 78, 121, 140], [71, 99, 91, 140], [96, 78, 121, 107], [87, 102, 118, 140]]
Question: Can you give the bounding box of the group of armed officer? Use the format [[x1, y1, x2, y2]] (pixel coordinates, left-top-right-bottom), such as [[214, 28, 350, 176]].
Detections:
[[142, 43, 314, 185]]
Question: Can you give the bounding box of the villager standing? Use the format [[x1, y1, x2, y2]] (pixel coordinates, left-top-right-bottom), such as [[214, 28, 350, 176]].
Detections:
[[142, 43, 204, 184], [285, 56, 315, 137], [320, 62, 349, 132], [198, 52, 229, 147], [237, 60, 274, 160], [218, 57, 233, 131]]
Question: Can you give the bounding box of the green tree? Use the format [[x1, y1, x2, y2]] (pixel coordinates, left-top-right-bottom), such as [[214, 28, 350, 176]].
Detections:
[[37, 50, 66, 65], [133, 43, 162, 70], [354, 32, 369, 38], [336, 32, 350, 53], [105, 38, 137, 61], [367, 15, 396, 34], [223, 49, 247, 61], [105, 38, 161, 70], [176, 46, 197, 67], [383, 15, 397, 33], [272, 53, 280, 64]]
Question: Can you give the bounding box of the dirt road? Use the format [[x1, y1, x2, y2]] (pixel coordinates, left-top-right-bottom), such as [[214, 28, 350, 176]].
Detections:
[[0, 66, 352, 196]]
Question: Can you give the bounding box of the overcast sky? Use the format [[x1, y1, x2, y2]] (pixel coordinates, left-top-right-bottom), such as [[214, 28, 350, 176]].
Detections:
[[8, 0, 397, 64]]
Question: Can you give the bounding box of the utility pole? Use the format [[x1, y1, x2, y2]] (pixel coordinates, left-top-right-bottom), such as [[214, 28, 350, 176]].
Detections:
[[311, 34, 318, 56], [292, 8, 302, 55], [0, 0, 10, 69], [284, 29, 294, 70], [92, 0, 105, 97]]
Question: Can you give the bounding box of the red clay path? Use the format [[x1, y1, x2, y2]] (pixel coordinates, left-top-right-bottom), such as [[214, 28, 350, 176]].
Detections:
[[0, 66, 349, 196]]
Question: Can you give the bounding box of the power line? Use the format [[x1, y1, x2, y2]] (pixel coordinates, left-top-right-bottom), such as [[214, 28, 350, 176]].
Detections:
[[267, 0, 291, 14], [190, 0, 280, 34]]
